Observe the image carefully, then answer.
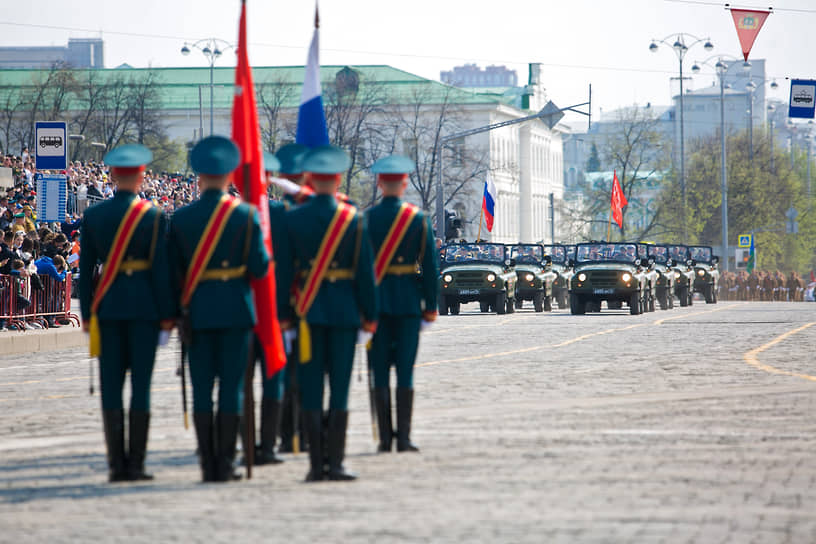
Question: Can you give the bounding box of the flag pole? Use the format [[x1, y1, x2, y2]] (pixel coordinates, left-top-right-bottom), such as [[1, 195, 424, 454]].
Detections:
[[477, 205, 484, 241], [607, 212, 612, 242]]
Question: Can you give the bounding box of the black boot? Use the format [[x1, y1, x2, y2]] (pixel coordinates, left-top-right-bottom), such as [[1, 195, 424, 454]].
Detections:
[[102, 410, 128, 482], [256, 398, 284, 465], [193, 412, 216, 482], [374, 387, 393, 453], [396, 388, 419, 453], [127, 411, 154, 480], [303, 410, 324, 482], [327, 410, 356, 481], [278, 391, 294, 453], [215, 412, 242, 482]]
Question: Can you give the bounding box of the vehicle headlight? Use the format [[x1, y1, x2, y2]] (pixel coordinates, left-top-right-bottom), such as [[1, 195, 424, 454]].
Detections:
[[443, 274, 453, 283], [674, 272, 680, 279], [486, 273, 496, 282], [577, 273, 587, 282], [621, 272, 632, 282], [524, 273, 534, 281], [697, 269, 705, 276]]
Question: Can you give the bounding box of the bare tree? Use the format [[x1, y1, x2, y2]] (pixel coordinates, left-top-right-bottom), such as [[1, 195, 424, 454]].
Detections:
[[323, 67, 389, 199], [386, 84, 488, 213], [582, 106, 668, 241], [256, 75, 297, 151]]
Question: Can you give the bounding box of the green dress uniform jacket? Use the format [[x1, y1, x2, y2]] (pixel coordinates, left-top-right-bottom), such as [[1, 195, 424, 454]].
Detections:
[[168, 188, 268, 415], [365, 196, 438, 317], [276, 194, 378, 412], [79, 189, 173, 412]]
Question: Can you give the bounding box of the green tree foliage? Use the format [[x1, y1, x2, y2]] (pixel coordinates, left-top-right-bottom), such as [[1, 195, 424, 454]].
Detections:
[[659, 129, 814, 272]]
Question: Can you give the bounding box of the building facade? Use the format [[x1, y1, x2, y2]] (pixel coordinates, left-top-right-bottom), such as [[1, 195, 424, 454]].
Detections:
[[0, 38, 104, 69]]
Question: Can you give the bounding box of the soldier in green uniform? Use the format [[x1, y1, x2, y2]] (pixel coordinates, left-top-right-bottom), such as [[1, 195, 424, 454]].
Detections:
[[365, 155, 438, 452], [79, 144, 174, 482], [276, 145, 378, 482], [168, 136, 269, 482]]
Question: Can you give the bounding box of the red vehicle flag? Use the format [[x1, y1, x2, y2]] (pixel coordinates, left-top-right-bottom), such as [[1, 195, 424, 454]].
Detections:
[[610, 170, 627, 229], [729, 8, 771, 61], [232, 0, 286, 378]]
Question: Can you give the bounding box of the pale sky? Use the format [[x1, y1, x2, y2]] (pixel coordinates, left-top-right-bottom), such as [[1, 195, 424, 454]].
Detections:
[[2, 0, 814, 128]]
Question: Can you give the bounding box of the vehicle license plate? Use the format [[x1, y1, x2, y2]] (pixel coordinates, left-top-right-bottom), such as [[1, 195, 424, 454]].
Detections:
[[458, 289, 479, 295], [593, 288, 614, 294]]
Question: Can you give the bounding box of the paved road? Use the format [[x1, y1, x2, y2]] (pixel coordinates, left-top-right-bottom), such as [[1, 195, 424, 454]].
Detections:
[[1, 301, 815, 543]]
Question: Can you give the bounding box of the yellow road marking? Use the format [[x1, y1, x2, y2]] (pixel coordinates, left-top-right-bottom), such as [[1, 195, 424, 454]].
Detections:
[[743, 322, 816, 382]]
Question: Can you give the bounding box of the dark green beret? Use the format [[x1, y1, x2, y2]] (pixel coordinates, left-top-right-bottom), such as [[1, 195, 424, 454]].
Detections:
[[275, 143, 309, 175], [302, 145, 351, 175], [190, 136, 240, 175], [103, 144, 152, 168], [371, 155, 415, 174]]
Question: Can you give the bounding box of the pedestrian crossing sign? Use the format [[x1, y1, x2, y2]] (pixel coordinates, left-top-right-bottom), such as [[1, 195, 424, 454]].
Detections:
[[737, 234, 752, 248]]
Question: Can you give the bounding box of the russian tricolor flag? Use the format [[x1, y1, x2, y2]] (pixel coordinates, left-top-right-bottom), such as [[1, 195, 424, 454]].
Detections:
[[482, 174, 496, 232], [296, 12, 329, 148]]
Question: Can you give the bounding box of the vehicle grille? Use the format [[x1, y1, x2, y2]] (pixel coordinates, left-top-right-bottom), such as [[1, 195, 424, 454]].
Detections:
[[589, 270, 619, 288], [453, 271, 484, 287]]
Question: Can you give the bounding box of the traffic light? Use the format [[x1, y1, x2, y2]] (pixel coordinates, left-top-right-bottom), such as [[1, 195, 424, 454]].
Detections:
[[735, 248, 750, 269], [444, 209, 462, 241]]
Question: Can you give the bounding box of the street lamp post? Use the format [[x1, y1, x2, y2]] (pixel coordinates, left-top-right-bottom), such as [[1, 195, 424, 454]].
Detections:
[[768, 104, 775, 173], [181, 38, 235, 136], [649, 33, 713, 240], [744, 75, 778, 165], [434, 99, 590, 241]]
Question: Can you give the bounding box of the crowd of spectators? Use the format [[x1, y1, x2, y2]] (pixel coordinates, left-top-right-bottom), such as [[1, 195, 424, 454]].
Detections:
[[0, 150, 198, 331]]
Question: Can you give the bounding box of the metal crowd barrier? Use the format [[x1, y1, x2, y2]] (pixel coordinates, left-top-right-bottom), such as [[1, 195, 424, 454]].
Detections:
[[0, 273, 80, 330]]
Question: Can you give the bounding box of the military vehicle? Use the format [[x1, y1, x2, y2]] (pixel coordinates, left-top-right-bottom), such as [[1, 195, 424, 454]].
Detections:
[[689, 245, 720, 303], [645, 244, 677, 310], [568, 242, 651, 315], [541, 244, 573, 309], [667, 245, 695, 307], [509, 244, 555, 312], [438, 243, 517, 315]]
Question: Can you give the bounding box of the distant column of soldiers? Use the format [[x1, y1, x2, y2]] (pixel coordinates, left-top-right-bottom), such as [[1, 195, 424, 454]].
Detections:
[[717, 270, 808, 302], [79, 136, 437, 484]]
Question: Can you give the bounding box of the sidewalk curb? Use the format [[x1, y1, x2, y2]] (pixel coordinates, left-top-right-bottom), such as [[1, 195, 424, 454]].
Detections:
[[0, 327, 87, 356]]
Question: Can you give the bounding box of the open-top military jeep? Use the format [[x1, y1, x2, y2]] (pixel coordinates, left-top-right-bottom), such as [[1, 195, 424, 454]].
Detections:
[[509, 244, 555, 312], [438, 243, 517, 315], [568, 242, 651, 315], [667, 245, 695, 307], [645, 244, 677, 310], [689, 245, 720, 304], [541, 244, 573, 309]]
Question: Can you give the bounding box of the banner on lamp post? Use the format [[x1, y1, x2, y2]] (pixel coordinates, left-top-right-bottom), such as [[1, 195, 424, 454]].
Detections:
[[729, 8, 771, 61]]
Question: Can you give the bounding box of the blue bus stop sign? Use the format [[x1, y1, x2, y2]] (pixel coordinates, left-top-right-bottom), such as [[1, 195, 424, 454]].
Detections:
[[34, 121, 68, 170], [789, 80, 816, 119]]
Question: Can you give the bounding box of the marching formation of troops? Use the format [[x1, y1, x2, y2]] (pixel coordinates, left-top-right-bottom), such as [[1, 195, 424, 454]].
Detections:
[[79, 136, 437, 484], [718, 270, 810, 302]]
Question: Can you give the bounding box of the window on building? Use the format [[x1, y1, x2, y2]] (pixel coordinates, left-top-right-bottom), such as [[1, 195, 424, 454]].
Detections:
[[402, 138, 417, 159], [449, 138, 465, 168]]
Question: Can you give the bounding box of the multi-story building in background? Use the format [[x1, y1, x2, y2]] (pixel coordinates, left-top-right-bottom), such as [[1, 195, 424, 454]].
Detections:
[[0, 38, 104, 68], [441, 64, 518, 88]]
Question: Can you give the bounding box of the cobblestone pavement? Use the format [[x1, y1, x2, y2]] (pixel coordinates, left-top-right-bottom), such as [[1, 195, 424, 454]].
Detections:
[[1, 301, 815, 543]]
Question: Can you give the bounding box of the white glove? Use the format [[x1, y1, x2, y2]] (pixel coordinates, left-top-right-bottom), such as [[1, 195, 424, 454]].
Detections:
[[158, 330, 170, 346], [269, 176, 303, 195], [420, 320, 433, 332], [356, 330, 373, 347], [283, 329, 297, 354]]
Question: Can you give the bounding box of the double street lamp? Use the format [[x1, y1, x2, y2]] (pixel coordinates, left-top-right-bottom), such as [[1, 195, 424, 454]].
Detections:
[[181, 38, 235, 136], [745, 76, 779, 162], [649, 33, 713, 240]]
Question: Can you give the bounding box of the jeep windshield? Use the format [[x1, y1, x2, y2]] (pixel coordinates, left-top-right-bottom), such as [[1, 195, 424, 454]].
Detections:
[[689, 246, 713, 263], [576, 243, 638, 264], [444, 243, 506, 264], [509, 245, 544, 265], [646, 245, 669, 264], [541, 245, 567, 264], [667, 245, 690, 262]]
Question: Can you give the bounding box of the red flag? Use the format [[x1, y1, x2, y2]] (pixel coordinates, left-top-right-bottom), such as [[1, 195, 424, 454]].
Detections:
[[232, 0, 286, 378], [610, 170, 627, 230], [729, 8, 771, 61]]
